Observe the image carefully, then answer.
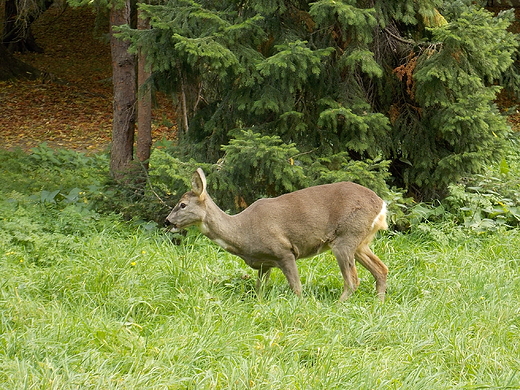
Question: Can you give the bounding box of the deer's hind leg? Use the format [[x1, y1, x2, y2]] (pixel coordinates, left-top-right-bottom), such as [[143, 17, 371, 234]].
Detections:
[[355, 243, 388, 301], [331, 241, 360, 301]]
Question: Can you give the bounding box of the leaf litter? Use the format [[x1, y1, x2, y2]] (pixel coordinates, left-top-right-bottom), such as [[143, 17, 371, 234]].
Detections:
[[0, 4, 176, 153]]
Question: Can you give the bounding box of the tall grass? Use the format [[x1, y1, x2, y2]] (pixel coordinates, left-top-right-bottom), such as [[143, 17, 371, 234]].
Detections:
[[1, 147, 519, 389]]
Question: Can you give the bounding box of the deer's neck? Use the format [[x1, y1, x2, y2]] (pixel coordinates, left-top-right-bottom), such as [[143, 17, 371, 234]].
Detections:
[[199, 196, 244, 254]]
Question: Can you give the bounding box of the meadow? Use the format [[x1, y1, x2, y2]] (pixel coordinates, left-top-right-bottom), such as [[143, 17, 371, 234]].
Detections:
[[1, 147, 519, 389]]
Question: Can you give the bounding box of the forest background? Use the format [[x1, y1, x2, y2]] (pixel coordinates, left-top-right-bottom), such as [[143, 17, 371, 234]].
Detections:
[[2, 0, 520, 223]]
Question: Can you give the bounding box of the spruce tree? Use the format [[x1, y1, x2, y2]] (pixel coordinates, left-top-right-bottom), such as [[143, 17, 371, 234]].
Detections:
[[123, 0, 518, 203]]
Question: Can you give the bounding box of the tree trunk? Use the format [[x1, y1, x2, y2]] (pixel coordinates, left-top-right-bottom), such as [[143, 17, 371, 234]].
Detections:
[[136, 12, 152, 170], [109, 0, 136, 181], [0, 43, 41, 80], [2, 0, 52, 53], [0, 0, 42, 80]]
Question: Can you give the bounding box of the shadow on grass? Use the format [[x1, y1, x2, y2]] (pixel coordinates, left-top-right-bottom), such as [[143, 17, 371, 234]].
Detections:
[[210, 272, 387, 304]]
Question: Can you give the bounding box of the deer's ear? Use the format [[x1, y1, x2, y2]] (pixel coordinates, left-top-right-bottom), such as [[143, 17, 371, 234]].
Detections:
[[191, 168, 207, 198]]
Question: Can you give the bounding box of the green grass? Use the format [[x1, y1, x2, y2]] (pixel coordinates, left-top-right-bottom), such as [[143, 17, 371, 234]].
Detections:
[[1, 148, 520, 389]]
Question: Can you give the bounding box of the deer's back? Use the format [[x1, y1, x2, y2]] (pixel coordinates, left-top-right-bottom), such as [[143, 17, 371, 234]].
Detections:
[[236, 182, 384, 259]]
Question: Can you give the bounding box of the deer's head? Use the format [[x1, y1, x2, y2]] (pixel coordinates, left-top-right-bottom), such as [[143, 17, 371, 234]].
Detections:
[[165, 168, 208, 232]]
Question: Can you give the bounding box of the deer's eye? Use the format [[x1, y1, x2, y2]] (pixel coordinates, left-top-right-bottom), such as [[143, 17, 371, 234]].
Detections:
[[180, 203, 187, 209]]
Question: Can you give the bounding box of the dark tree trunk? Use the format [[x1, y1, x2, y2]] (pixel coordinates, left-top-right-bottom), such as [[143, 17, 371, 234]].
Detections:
[[2, 0, 52, 53], [136, 12, 151, 170], [109, 0, 136, 181], [0, 43, 41, 80]]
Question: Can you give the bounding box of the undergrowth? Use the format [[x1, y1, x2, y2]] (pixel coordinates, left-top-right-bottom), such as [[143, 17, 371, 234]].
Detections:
[[0, 145, 519, 388], [405, 152, 520, 232]]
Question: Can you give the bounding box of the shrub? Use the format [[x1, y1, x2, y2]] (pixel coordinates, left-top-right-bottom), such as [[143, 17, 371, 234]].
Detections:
[[149, 130, 408, 223], [400, 144, 520, 232]]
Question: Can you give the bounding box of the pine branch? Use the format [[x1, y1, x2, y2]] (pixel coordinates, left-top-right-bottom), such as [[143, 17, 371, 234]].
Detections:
[[383, 28, 416, 46], [138, 159, 171, 208], [383, 27, 442, 50]]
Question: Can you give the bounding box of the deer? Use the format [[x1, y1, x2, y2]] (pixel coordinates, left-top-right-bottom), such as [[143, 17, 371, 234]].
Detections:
[[165, 168, 389, 301]]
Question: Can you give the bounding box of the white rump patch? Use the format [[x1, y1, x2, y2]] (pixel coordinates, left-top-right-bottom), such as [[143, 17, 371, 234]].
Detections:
[[371, 202, 388, 231]]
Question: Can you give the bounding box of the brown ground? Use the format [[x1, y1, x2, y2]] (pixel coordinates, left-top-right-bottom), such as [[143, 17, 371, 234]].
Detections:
[[0, 4, 176, 152]]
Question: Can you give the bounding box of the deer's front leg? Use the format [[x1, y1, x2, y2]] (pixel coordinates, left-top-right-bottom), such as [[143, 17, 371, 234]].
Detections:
[[278, 256, 302, 296]]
